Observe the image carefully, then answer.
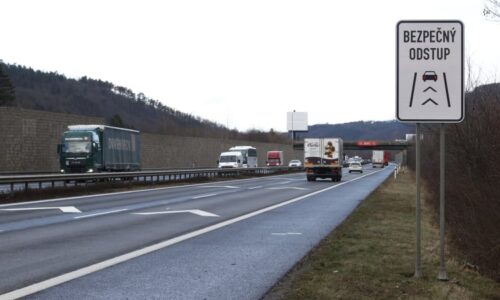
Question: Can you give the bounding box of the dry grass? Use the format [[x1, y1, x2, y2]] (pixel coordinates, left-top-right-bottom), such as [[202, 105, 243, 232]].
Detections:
[[264, 171, 500, 300]]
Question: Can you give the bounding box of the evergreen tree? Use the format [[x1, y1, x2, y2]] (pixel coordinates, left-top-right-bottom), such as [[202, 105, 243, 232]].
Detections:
[[0, 63, 16, 106], [110, 114, 125, 127]]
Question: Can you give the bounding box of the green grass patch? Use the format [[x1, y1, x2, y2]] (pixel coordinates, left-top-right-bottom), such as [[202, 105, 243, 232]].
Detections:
[[264, 171, 500, 300]]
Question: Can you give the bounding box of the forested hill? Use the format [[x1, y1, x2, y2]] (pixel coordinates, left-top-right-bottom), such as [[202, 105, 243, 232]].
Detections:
[[296, 121, 414, 141], [2, 63, 286, 142], [2, 63, 415, 142]]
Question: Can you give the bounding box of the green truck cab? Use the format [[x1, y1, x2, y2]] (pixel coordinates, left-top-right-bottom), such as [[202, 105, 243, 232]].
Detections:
[[57, 125, 140, 173]]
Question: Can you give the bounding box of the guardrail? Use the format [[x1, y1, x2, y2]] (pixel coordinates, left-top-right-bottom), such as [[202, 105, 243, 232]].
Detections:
[[0, 166, 304, 194]]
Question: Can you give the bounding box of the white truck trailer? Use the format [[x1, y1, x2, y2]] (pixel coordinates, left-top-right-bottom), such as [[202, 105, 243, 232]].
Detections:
[[304, 138, 343, 182], [372, 150, 385, 168]]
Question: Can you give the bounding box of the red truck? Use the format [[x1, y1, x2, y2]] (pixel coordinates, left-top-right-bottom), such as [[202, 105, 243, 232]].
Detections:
[[384, 152, 390, 166], [266, 151, 284, 166]]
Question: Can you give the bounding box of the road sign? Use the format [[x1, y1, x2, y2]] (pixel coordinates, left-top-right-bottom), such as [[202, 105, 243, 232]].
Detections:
[[397, 20, 464, 123], [287, 111, 308, 131], [357, 140, 378, 146]]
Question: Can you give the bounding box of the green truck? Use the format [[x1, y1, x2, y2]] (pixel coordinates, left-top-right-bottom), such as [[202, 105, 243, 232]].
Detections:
[[57, 125, 141, 173]]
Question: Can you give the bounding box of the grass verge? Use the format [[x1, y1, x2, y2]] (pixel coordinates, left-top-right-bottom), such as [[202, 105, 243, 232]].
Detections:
[[264, 170, 500, 299]]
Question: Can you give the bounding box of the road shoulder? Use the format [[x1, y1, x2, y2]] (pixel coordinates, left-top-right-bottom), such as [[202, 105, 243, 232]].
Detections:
[[263, 170, 500, 299]]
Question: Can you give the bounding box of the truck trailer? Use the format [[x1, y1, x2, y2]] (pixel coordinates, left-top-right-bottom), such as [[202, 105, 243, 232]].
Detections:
[[372, 150, 385, 168], [304, 138, 343, 182], [266, 151, 284, 166], [384, 152, 391, 166], [57, 125, 141, 173]]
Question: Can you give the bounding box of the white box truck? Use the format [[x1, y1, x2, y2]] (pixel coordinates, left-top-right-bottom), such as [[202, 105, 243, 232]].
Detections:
[[304, 138, 343, 182], [372, 150, 385, 168]]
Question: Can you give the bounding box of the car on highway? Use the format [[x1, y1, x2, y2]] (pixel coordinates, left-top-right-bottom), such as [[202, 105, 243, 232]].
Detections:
[[348, 162, 363, 173], [288, 160, 302, 167], [422, 71, 438, 81], [217, 151, 244, 168]]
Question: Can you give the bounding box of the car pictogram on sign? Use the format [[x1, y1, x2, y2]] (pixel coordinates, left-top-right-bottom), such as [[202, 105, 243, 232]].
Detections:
[[422, 71, 438, 82]]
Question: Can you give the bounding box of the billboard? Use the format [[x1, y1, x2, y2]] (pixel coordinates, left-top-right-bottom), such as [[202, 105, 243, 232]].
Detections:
[[286, 111, 308, 131]]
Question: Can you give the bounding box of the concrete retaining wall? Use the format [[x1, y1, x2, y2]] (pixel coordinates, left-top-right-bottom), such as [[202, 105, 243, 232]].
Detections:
[[0, 108, 302, 173], [0, 107, 104, 173]]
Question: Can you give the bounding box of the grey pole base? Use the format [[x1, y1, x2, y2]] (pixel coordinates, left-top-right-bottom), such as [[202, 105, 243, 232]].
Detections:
[[438, 124, 448, 282], [438, 268, 449, 281], [415, 123, 422, 278]]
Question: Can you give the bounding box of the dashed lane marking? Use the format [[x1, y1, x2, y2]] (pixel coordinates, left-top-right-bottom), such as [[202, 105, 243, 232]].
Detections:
[[73, 209, 128, 219], [191, 193, 217, 199]]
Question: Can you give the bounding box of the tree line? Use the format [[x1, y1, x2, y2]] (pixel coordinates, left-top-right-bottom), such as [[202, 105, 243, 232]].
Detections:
[[0, 63, 287, 143]]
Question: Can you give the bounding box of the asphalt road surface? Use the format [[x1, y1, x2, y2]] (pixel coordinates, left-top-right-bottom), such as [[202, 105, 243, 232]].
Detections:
[[0, 164, 395, 299]]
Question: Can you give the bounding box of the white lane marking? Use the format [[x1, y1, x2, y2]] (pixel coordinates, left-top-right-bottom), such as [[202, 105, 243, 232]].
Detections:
[[274, 181, 291, 185], [271, 232, 302, 236], [191, 193, 217, 199], [0, 168, 389, 299], [73, 209, 128, 219], [197, 185, 239, 189], [133, 209, 219, 217], [247, 186, 263, 190], [0, 206, 81, 213], [264, 177, 302, 180], [0, 172, 303, 208], [267, 187, 309, 191]]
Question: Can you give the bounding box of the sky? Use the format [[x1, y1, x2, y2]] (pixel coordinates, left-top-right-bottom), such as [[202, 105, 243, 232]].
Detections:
[[2, 0, 499, 132]]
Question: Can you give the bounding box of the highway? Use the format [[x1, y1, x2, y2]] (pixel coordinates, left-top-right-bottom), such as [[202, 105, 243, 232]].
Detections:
[[0, 164, 395, 299]]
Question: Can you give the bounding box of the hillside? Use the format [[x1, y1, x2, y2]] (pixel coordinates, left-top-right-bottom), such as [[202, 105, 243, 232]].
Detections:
[[2, 62, 414, 142], [296, 121, 413, 141], [2, 63, 286, 142]]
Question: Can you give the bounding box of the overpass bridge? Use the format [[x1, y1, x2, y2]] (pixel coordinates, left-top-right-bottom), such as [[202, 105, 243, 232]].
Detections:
[[293, 140, 412, 151]]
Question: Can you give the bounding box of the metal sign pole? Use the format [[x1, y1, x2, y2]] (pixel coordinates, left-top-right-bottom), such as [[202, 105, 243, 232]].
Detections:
[[397, 20, 463, 281], [415, 123, 422, 278], [438, 123, 449, 280]]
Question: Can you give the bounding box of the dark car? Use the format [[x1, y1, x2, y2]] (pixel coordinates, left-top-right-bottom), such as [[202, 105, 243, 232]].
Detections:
[[422, 71, 438, 82]]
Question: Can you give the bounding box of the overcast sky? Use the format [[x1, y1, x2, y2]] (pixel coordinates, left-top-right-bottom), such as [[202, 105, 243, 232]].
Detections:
[[2, 0, 499, 131]]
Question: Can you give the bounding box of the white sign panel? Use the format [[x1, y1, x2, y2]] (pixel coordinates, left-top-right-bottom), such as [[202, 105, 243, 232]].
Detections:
[[287, 111, 308, 131], [397, 20, 464, 122]]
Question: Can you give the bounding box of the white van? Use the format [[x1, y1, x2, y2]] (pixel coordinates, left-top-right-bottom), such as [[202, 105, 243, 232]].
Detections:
[[228, 146, 258, 168], [218, 151, 244, 168]]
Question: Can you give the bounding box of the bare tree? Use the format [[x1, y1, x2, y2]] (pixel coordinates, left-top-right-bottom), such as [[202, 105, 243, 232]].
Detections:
[[484, 0, 500, 20]]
